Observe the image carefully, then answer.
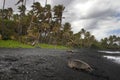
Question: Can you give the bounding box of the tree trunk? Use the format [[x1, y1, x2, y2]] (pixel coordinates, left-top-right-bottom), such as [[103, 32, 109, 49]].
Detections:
[[1, 0, 6, 39], [28, 0, 35, 30]]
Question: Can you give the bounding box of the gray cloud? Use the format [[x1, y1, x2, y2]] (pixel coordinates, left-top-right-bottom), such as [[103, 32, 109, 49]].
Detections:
[[52, 0, 73, 7], [63, 0, 120, 39], [0, 0, 17, 10]]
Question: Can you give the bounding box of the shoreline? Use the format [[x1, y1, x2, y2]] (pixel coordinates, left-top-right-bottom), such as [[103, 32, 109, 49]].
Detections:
[[0, 48, 120, 80]]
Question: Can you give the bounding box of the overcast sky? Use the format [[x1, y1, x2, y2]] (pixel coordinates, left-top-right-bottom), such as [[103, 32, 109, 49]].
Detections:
[[0, 0, 120, 40]]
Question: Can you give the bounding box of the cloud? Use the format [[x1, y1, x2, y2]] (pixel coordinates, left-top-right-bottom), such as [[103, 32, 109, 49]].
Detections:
[[51, 0, 73, 7], [0, 0, 17, 10], [63, 0, 120, 40]]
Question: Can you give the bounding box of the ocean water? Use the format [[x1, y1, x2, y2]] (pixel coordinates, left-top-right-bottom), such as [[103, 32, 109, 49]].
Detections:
[[103, 56, 120, 64], [98, 50, 120, 64], [98, 51, 120, 54]]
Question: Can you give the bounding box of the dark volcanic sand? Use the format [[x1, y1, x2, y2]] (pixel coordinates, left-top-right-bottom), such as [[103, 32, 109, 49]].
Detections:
[[0, 48, 120, 80]]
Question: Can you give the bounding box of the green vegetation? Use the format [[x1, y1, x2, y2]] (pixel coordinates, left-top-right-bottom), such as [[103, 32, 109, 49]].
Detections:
[[0, 40, 34, 48], [0, 40, 69, 49], [38, 44, 69, 50], [0, 0, 120, 49]]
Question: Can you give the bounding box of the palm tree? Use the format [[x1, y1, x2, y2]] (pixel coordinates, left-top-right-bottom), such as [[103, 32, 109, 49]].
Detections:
[[13, 14, 19, 22], [19, 6, 26, 41], [53, 5, 65, 25], [88, 35, 95, 47], [51, 21, 61, 46], [29, 0, 35, 29], [18, 5, 26, 16], [40, 22, 50, 43], [79, 28, 86, 47], [3, 9, 9, 19], [101, 37, 108, 48], [108, 35, 114, 47], [31, 2, 44, 41], [72, 32, 82, 47], [1, 0, 6, 39], [0, 9, 2, 19], [2, 0, 6, 19], [15, 0, 24, 5], [2, 0, 6, 12], [8, 8, 13, 20], [118, 37, 120, 47], [45, 4, 52, 23], [44, 4, 52, 43], [63, 22, 71, 32], [16, 0, 27, 11], [15, 0, 27, 42], [81, 28, 86, 35], [61, 22, 72, 45], [31, 2, 44, 16]]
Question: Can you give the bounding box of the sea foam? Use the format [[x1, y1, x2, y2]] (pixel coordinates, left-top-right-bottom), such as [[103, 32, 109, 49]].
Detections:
[[103, 56, 120, 64], [98, 51, 120, 54]]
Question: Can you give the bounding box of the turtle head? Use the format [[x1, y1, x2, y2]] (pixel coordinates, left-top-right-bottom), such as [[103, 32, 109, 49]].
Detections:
[[86, 67, 93, 72]]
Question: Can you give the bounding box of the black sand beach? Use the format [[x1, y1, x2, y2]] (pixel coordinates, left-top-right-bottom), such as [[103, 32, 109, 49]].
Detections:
[[0, 48, 120, 80]]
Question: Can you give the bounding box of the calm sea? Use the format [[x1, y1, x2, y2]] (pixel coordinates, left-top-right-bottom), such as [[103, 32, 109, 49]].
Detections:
[[98, 50, 120, 64]]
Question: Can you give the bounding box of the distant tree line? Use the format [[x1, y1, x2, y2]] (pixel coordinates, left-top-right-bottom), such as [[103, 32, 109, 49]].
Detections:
[[0, 0, 120, 49]]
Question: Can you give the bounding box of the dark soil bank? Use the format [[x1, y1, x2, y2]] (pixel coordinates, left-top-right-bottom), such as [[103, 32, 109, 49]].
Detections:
[[0, 48, 120, 80]]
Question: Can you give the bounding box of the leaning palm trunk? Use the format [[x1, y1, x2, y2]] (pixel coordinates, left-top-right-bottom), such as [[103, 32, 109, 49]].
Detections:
[[28, 0, 35, 29], [29, 15, 34, 29], [1, 0, 6, 39], [45, 0, 47, 6], [2, 0, 6, 19], [16, 0, 26, 42]]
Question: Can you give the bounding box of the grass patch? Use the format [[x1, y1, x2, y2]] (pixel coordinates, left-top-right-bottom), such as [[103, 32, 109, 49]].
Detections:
[[0, 40, 34, 48], [0, 40, 69, 49], [38, 43, 69, 50]]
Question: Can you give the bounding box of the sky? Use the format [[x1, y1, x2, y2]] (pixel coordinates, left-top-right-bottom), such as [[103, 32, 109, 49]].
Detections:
[[0, 0, 120, 40]]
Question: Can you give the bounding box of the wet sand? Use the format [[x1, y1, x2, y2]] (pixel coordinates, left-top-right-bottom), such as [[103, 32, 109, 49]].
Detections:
[[0, 48, 120, 80]]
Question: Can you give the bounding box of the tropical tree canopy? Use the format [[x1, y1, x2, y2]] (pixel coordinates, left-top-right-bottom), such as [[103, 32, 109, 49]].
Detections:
[[0, 1, 119, 49]]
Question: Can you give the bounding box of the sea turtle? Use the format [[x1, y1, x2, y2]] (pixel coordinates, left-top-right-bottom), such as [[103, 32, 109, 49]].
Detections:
[[68, 59, 93, 72]]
